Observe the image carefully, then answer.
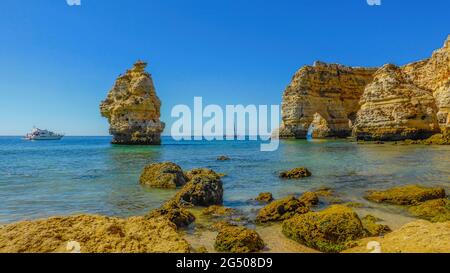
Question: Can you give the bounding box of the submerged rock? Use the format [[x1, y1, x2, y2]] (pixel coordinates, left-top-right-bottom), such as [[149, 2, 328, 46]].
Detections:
[[254, 192, 274, 203], [361, 215, 391, 237], [409, 199, 450, 223], [202, 206, 237, 217], [147, 201, 195, 228], [139, 162, 187, 188], [282, 205, 365, 253], [256, 196, 309, 223], [100, 61, 165, 145], [173, 171, 224, 207], [0, 215, 190, 253], [365, 185, 446, 205], [214, 225, 265, 253], [279, 167, 312, 179], [216, 156, 231, 161], [345, 220, 450, 253]]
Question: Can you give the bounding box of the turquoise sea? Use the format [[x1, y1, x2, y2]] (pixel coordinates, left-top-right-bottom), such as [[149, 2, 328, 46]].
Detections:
[[1, 136, 449, 226]]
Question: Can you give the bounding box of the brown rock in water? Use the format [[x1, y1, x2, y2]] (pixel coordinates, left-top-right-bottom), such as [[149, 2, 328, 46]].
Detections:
[[365, 185, 446, 206], [184, 168, 222, 181], [299, 192, 319, 207], [256, 196, 309, 223], [100, 61, 165, 145], [279, 167, 312, 179], [282, 205, 365, 253], [139, 162, 187, 188], [214, 225, 265, 253], [0, 215, 190, 253], [146, 201, 195, 228], [254, 192, 274, 203], [279, 36, 450, 141], [216, 156, 231, 161], [361, 215, 392, 237], [172, 170, 224, 207], [202, 205, 237, 217], [345, 220, 450, 253], [409, 199, 450, 223]]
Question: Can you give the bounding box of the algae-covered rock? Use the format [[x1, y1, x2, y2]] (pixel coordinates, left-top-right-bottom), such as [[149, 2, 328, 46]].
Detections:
[[173, 172, 223, 207], [256, 196, 309, 223], [299, 192, 319, 207], [184, 168, 221, 181], [409, 198, 450, 223], [0, 215, 190, 253], [214, 225, 265, 253], [313, 187, 334, 197], [254, 192, 274, 203], [365, 185, 446, 205], [146, 201, 195, 228], [217, 156, 231, 161], [202, 206, 237, 217], [279, 167, 312, 179], [282, 205, 365, 253], [361, 215, 391, 237], [139, 162, 187, 188]]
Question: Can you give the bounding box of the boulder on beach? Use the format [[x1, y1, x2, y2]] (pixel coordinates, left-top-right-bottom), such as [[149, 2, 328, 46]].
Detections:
[[299, 192, 319, 207], [254, 192, 274, 203], [409, 199, 450, 223], [214, 225, 265, 253], [282, 205, 365, 253], [172, 170, 224, 207], [139, 162, 187, 188], [279, 167, 312, 179], [0, 215, 190, 253], [365, 185, 446, 205], [345, 220, 450, 253], [361, 215, 391, 237], [256, 196, 309, 223], [146, 201, 195, 228]]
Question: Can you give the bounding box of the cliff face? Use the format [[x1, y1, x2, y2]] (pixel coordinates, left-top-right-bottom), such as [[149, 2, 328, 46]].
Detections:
[[100, 61, 165, 145], [279, 62, 377, 138], [353, 64, 440, 140], [280, 35, 450, 140]]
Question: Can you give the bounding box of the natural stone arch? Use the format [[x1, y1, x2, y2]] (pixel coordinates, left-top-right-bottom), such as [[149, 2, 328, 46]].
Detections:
[[307, 112, 332, 139]]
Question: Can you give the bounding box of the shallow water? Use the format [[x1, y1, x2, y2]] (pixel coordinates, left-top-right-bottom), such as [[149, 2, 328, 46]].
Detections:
[[0, 136, 449, 228]]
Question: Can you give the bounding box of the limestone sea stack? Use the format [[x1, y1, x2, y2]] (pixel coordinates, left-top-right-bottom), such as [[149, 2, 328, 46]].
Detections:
[[100, 61, 165, 145], [280, 35, 450, 141]]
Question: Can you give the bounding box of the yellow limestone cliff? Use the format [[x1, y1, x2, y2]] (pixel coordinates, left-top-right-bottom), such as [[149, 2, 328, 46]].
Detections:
[[280, 36, 450, 141]]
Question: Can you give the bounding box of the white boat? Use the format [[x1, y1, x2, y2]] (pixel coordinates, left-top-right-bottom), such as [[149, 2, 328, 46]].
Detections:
[[25, 128, 64, 141]]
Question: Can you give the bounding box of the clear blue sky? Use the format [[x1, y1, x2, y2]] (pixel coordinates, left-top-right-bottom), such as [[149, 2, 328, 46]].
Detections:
[[0, 0, 448, 136]]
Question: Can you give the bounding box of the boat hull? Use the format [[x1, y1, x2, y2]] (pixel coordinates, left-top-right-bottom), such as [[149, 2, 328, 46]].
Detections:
[[26, 136, 64, 141]]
